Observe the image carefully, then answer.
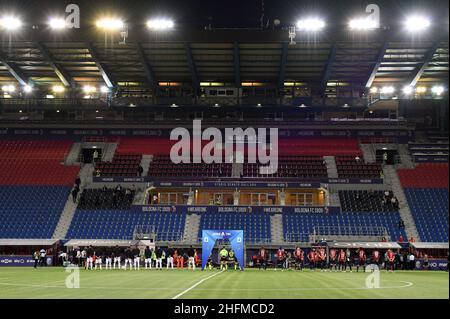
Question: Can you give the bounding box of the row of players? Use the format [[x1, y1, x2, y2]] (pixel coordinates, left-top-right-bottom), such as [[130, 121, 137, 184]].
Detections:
[[66, 246, 199, 270], [254, 246, 397, 272]]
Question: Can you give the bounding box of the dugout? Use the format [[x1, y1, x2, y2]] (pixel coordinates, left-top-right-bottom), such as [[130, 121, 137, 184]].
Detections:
[[0, 239, 58, 267], [410, 242, 449, 270]]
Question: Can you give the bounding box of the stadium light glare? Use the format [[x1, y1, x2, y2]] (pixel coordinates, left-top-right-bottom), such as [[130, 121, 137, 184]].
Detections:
[[0, 16, 22, 30], [83, 85, 97, 94], [96, 18, 124, 31], [369, 87, 378, 94], [299, 104, 308, 108], [296, 18, 326, 31], [402, 86, 414, 95], [431, 85, 445, 96], [349, 17, 377, 30], [49, 17, 67, 30], [23, 85, 33, 93], [52, 85, 65, 93], [416, 86, 427, 94], [380, 86, 395, 94], [146, 19, 174, 30], [405, 16, 431, 32], [2, 85, 16, 93], [100, 85, 109, 93]]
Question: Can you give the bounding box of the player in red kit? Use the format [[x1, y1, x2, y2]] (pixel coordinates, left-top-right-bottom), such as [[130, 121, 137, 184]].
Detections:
[[318, 248, 327, 271], [329, 248, 337, 272], [308, 249, 316, 271], [387, 249, 395, 272], [276, 247, 286, 271], [372, 249, 380, 267], [258, 246, 268, 271], [338, 249, 346, 272], [356, 247, 366, 272], [294, 246, 304, 270]]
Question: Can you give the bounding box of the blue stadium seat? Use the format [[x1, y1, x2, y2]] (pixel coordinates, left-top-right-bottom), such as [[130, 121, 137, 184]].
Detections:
[[404, 188, 449, 242], [0, 186, 70, 239], [198, 212, 271, 242], [67, 209, 186, 241]]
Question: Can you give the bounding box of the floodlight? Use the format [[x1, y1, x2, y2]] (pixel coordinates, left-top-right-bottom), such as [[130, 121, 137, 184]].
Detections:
[[402, 86, 414, 95], [432, 86, 445, 96], [370, 87, 378, 94], [0, 16, 22, 30], [405, 16, 431, 32], [96, 18, 124, 31], [296, 18, 326, 31], [49, 17, 66, 30], [52, 85, 65, 93], [380, 86, 395, 94], [2, 85, 15, 93], [349, 17, 377, 30], [416, 86, 427, 94], [83, 85, 96, 94], [100, 85, 109, 93], [146, 19, 174, 30], [23, 85, 33, 93]]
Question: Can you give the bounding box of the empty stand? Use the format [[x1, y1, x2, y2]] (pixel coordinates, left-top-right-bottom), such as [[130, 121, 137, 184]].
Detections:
[[0, 186, 70, 238], [199, 212, 271, 242], [94, 154, 142, 177], [67, 209, 186, 241], [243, 156, 327, 179], [0, 140, 79, 185], [148, 155, 232, 179], [398, 164, 449, 188], [336, 156, 383, 179]]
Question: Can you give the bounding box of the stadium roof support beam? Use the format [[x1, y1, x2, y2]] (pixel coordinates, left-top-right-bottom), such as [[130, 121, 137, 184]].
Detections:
[[87, 43, 115, 88], [408, 42, 440, 87], [185, 43, 199, 92], [136, 43, 156, 88], [319, 44, 337, 96], [234, 42, 241, 88], [278, 42, 289, 89], [365, 41, 389, 90], [0, 52, 32, 86], [34, 42, 74, 88]]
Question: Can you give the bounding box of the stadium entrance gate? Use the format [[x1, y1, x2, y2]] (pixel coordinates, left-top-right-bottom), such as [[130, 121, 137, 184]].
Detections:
[[201, 230, 244, 271]]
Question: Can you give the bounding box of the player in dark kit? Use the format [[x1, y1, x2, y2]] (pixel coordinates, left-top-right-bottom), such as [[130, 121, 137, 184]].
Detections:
[[345, 248, 353, 272], [338, 249, 346, 272], [329, 248, 338, 272], [356, 247, 367, 272]]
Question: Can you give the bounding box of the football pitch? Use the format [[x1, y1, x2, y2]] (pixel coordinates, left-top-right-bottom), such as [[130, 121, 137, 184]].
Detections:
[[0, 268, 448, 299]]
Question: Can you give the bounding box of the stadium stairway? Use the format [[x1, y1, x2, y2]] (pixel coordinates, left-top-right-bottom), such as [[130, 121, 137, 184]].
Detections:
[[323, 156, 338, 178], [102, 143, 119, 162], [78, 164, 94, 187], [397, 144, 415, 168], [232, 162, 243, 178], [270, 214, 284, 244], [64, 143, 82, 165], [360, 144, 376, 163], [52, 196, 77, 239], [183, 213, 201, 243], [383, 165, 421, 241], [140, 155, 153, 176]]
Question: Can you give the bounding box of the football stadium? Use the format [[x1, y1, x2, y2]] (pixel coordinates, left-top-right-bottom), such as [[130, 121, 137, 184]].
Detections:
[[0, 0, 448, 301]]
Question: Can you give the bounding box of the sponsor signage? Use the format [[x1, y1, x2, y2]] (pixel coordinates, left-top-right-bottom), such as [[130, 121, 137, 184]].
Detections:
[[134, 205, 341, 214], [415, 259, 448, 271], [0, 255, 53, 267]]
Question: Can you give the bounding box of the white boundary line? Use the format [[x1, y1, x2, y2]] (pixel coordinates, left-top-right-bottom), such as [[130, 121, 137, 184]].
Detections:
[[171, 270, 224, 299]]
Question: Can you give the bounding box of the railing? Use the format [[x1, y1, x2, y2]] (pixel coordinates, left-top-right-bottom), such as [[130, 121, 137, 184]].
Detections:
[[133, 225, 156, 240], [285, 233, 311, 243], [313, 226, 389, 239]]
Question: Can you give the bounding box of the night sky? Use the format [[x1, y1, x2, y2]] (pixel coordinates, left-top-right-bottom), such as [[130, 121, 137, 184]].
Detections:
[[0, 0, 448, 29]]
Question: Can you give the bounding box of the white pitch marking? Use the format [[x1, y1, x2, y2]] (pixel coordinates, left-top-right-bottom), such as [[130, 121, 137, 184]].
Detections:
[[171, 270, 225, 299]]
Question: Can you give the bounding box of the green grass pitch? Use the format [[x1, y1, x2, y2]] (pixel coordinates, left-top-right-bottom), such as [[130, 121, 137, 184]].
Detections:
[[0, 267, 448, 299]]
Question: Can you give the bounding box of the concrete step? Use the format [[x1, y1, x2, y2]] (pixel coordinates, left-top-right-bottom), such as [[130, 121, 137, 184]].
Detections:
[[270, 214, 284, 243]]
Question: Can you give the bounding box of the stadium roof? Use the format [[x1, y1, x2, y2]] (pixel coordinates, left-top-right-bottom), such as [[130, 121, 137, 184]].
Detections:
[[0, 0, 448, 97]]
